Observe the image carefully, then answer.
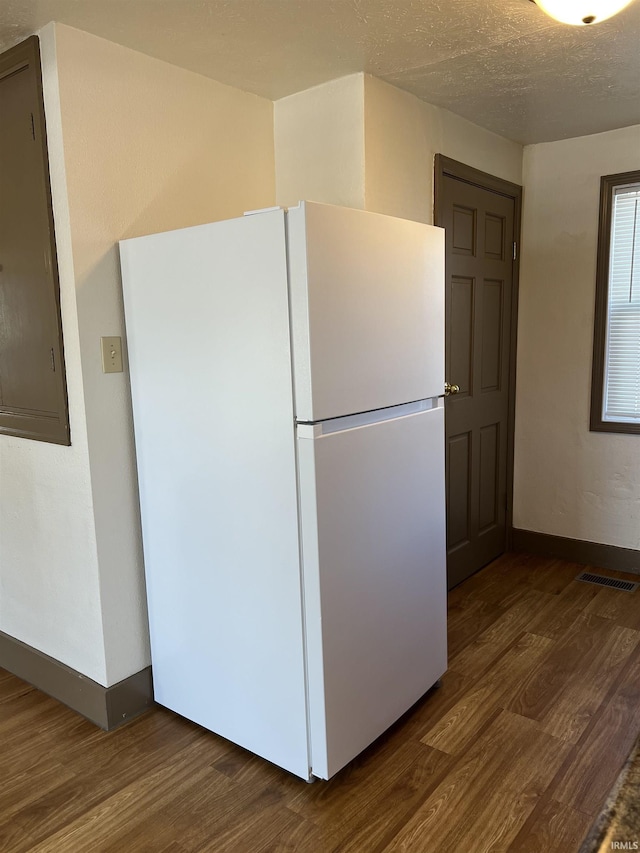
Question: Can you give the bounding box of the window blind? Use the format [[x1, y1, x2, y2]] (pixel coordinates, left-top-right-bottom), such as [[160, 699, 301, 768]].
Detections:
[[603, 184, 640, 423]]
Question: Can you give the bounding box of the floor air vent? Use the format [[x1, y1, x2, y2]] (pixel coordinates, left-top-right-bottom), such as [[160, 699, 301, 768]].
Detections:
[[576, 571, 639, 593]]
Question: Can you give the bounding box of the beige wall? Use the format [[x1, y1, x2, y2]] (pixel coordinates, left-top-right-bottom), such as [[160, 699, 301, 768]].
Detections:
[[515, 125, 640, 550], [275, 74, 365, 210], [0, 23, 275, 687], [275, 74, 522, 223], [57, 24, 276, 686], [364, 76, 522, 224], [0, 24, 107, 683], [9, 28, 635, 697]]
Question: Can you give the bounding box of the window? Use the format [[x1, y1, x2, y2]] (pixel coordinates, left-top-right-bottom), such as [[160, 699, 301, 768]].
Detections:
[[590, 170, 640, 434], [0, 37, 70, 444]]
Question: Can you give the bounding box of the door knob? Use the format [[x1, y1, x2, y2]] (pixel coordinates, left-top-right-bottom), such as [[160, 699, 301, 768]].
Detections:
[[445, 382, 460, 396]]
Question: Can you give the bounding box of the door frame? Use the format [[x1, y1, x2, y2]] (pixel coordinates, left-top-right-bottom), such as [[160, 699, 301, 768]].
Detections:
[[434, 154, 522, 554]]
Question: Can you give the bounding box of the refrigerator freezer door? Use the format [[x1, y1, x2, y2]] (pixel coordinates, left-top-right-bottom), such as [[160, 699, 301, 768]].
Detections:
[[120, 211, 310, 779], [288, 202, 445, 422], [297, 403, 447, 779]]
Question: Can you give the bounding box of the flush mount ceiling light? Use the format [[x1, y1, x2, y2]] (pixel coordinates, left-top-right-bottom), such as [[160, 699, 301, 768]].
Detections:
[[531, 0, 634, 24]]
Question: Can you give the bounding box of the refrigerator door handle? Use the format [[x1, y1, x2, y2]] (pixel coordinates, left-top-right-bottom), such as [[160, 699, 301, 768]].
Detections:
[[297, 398, 441, 438]]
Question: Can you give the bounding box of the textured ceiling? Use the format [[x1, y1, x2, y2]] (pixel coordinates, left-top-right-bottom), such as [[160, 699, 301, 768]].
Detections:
[[0, 0, 639, 143]]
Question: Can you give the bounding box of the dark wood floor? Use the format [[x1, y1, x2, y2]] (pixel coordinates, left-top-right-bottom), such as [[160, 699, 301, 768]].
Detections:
[[2, 552, 640, 852]]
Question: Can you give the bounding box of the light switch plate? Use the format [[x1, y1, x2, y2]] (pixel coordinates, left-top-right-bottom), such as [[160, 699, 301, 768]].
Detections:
[[101, 336, 123, 373]]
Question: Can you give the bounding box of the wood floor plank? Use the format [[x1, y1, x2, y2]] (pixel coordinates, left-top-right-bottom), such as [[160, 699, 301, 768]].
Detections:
[[524, 559, 588, 596], [124, 780, 302, 853], [537, 624, 639, 743], [508, 614, 639, 743], [446, 596, 506, 659], [381, 709, 572, 853], [7, 732, 229, 852], [264, 819, 324, 853], [506, 796, 595, 853], [2, 552, 639, 853], [448, 588, 554, 678], [584, 583, 640, 631], [0, 673, 36, 703], [324, 747, 452, 853], [0, 762, 78, 850], [0, 684, 65, 728], [25, 752, 232, 853], [448, 551, 533, 607], [528, 625, 640, 743], [150, 770, 297, 853], [551, 646, 640, 815], [289, 736, 450, 823], [197, 804, 303, 853], [526, 578, 601, 641], [421, 632, 553, 754], [457, 552, 578, 603], [294, 668, 468, 822], [285, 745, 452, 853], [0, 697, 91, 784]]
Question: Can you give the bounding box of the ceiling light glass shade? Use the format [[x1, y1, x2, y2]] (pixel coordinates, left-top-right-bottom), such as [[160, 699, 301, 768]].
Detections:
[[533, 0, 634, 24]]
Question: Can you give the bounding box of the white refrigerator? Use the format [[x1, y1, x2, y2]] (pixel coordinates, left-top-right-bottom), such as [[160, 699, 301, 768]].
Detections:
[[119, 201, 447, 781]]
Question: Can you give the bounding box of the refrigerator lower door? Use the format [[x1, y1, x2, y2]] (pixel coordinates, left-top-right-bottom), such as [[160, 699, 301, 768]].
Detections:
[[297, 401, 447, 780]]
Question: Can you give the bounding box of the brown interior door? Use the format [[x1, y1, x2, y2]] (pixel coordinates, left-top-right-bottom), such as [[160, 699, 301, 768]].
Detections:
[[436, 161, 519, 588]]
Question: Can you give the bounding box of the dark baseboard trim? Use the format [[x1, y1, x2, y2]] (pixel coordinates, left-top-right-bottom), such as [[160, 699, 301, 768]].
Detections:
[[512, 528, 640, 576], [0, 630, 153, 730]]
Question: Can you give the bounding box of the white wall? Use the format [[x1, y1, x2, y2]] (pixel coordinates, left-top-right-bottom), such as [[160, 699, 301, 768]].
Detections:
[[0, 23, 276, 688], [11, 31, 633, 698], [275, 74, 522, 223], [364, 75, 522, 224], [515, 125, 640, 551], [275, 74, 365, 210], [55, 25, 275, 686], [0, 25, 107, 683]]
